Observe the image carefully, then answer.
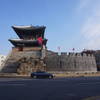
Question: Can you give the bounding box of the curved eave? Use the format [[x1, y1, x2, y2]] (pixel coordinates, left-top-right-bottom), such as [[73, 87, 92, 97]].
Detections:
[[12, 26, 46, 39], [9, 39, 47, 47], [12, 25, 46, 30]]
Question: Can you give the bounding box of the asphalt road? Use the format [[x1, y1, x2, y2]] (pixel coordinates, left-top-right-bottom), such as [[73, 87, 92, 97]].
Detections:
[[0, 77, 100, 100]]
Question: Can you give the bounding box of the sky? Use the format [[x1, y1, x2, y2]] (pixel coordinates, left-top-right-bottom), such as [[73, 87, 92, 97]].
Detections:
[[0, 0, 100, 55]]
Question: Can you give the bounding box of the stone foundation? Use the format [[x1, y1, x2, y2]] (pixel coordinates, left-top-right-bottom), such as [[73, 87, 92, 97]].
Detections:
[[0, 47, 45, 74]]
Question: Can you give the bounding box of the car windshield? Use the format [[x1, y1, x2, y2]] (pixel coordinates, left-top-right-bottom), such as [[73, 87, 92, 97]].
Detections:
[[36, 71, 45, 73]]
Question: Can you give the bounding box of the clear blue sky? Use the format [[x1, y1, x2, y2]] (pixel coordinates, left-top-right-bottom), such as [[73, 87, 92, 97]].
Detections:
[[0, 0, 100, 55]]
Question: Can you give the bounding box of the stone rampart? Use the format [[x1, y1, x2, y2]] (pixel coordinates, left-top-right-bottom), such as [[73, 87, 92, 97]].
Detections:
[[45, 51, 97, 72], [0, 50, 97, 74]]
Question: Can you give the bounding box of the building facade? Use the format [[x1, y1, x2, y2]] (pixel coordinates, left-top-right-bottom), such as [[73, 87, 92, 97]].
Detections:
[[0, 55, 6, 70]]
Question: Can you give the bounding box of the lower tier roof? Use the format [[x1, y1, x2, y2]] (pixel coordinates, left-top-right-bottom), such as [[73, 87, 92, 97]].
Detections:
[[9, 39, 47, 47]]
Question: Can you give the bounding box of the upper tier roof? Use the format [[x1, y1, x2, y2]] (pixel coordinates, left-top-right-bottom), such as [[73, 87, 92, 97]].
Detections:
[[12, 25, 46, 39]]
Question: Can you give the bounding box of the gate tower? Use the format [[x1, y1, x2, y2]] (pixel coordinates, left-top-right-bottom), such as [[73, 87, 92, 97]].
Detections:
[[2, 25, 48, 74]]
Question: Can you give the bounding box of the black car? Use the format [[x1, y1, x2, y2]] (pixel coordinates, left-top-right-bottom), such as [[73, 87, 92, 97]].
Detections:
[[31, 71, 54, 79]]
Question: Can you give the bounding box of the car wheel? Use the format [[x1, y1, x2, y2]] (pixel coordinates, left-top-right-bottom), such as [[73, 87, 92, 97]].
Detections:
[[49, 76, 53, 79], [31, 75, 33, 78], [33, 76, 37, 79]]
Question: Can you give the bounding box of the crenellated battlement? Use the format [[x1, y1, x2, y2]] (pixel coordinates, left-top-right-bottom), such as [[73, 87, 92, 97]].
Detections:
[[51, 52, 95, 57]]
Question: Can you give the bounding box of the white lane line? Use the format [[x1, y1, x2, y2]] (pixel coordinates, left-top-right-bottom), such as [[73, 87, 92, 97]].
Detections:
[[66, 93, 77, 96], [78, 82, 100, 85], [0, 83, 25, 86]]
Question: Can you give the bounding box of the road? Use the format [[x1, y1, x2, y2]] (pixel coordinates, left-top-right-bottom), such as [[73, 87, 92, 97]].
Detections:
[[0, 77, 100, 100]]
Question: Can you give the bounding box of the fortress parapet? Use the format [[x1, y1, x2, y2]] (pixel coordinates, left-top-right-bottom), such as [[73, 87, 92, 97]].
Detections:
[[45, 51, 97, 72]]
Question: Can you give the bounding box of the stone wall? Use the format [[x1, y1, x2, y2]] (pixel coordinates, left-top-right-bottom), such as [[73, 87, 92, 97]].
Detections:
[[81, 50, 100, 71], [0, 49, 97, 74], [45, 51, 97, 72], [0, 48, 43, 73], [0, 55, 6, 70], [94, 50, 100, 71]]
